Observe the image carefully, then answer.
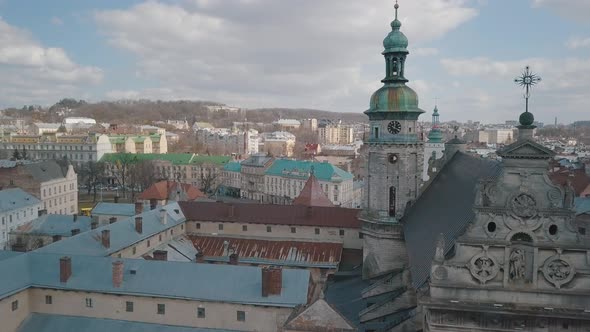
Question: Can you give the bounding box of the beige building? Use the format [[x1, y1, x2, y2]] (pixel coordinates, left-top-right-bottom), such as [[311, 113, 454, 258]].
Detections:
[[301, 118, 318, 131], [0, 203, 313, 332], [260, 131, 296, 157], [108, 134, 167, 154], [318, 123, 354, 145], [0, 133, 113, 165], [0, 161, 78, 215], [478, 128, 517, 144]]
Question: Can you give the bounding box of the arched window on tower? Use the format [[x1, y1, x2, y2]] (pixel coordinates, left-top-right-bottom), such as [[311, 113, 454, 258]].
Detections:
[[392, 58, 398, 77], [389, 186, 396, 217]]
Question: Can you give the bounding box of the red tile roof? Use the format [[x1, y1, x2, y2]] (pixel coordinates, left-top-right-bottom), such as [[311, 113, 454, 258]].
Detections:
[[293, 174, 334, 207], [179, 201, 360, 228], [138, 181, 205, 201], [549, 169, 590, 196], [189, 235, 343, 265]]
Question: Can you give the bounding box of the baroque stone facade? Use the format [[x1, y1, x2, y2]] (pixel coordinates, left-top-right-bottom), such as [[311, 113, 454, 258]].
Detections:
[[423, 130, 590, 331]]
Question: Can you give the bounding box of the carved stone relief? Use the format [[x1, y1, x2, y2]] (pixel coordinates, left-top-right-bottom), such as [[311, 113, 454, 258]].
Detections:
[[510, 193, 537, 219], [469, 247, 499, 284], [547, 187, 562, 208], [541, 253, 575, 289]]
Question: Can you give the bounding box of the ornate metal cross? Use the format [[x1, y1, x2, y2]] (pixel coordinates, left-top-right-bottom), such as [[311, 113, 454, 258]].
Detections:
[[514, 66, 542, 114]]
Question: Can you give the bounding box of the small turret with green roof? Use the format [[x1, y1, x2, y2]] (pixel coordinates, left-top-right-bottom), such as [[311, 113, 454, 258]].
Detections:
[[365, 1, 424, 119], [427, 105, 443, 143]]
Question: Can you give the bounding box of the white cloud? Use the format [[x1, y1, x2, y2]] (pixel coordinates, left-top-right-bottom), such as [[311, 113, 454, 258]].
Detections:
[[413, 48, 439, 56], [50, 16, 64, 26], [531, 0, 590, 22], [567, 36, 590, 49], [94, 0, 477, 111], [439, 56, 590, 123], [0, 17, 102, 107]]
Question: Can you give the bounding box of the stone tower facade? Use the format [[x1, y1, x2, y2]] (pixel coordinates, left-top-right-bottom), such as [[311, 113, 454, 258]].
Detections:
[[423, 112, 590, 330], [361, 3, 425, 279]]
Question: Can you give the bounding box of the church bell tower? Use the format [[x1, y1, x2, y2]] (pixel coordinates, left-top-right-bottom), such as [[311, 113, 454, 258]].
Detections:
[[361, 2, 425, 279]]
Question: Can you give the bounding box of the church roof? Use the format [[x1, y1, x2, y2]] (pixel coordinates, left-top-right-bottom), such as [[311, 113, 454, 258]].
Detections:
[[284, 295, 356, 331], [402, 152, 502, 289], [138, 181, 205, 201], [293, 174, 335, 207]]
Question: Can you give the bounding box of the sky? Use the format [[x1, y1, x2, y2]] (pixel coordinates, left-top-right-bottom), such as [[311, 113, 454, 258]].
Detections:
[[0, 0, 589, 124]]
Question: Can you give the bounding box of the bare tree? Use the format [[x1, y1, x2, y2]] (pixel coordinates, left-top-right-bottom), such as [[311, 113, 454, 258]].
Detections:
[[111, 154, 138, 198], [80, 161, 105, 202], [128, 160, 156, 200], [200, 167, 218, 194]]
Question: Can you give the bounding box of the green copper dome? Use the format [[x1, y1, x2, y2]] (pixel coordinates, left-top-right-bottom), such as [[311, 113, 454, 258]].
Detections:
[[366, 83, 424, 115], [428, 128, 443, 143], [383, 19, 408, 52], [519, 111, 535, 126]]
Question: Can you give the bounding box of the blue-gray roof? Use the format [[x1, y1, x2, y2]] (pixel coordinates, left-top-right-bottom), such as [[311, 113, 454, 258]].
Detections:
[[18, 314, 239, 332], [92, 202, 137, 216], [575, 197, 590, 216], [0, 250, 22, 261], [0, 188, 41, 213], [17, 215, 92, 237], [266, 159, 353, 182], [0, 252, 309, 307], [24, 161, 65, 182], [37, 203, 185, 257], [402, 152, 502, 289]]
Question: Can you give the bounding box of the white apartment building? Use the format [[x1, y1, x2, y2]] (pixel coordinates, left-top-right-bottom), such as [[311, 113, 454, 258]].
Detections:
[[0, 134, 112, 165], [0, 161, 78, 216], [195, 128, 259, 156], [260, 131, 296, 157], [478, 128, 517, 144], [0, 188, 42, 250], [301, 118, 318, 131], [318, 123, 354, 145]]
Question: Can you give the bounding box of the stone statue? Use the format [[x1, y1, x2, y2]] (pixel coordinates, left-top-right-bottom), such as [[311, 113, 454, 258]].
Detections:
[[509, 249, 526, 280], [434, 233, 445, 263]]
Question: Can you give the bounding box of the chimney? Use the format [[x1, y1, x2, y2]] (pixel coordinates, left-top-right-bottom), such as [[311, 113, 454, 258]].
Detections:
[[109, 217, 117, 224], [38, 209, 47, 217], [71, 228, 80, 236], [73, 214, 78, 222], [153, 250, 168, 261], [135, 217, 143, 234], [91, 220, 98, 230], [229, 253, 239, 265], [223, 240, 229, 256], [135, 201, 143, 215], [195, 251, 205, 263], [160, 209, 167, 225], [112, 261, 124, 288], [60, 256, 72, 283], [261, 266, 283, 297], [101, 230, 110, 248], [114, 195, 119, 203], [52, 235, 62, 242], [150, 199, 158, 210]]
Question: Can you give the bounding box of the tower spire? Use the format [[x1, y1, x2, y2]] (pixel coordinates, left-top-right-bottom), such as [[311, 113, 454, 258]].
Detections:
[[394, 0, 399, 20]]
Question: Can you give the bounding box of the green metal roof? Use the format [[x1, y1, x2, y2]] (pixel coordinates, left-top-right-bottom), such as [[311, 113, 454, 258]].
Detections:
[[428, 129, 443, 143], [224, 161, 242, 172], [100, 153, 231, 166], [265, 159, 353, 182]]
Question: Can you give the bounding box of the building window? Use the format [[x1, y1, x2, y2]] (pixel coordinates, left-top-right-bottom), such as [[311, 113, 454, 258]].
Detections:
[[339, 229, 345, 236], [159, 234, 162, 241], [170, 229, 174, 235], [359, 232, 364, 239], [196, 223, 201, 229], [126, 301, 134, 312], [132, 247, 136, 255], [197, 307, 206, 318], [291, 227, 296, 233], [147, 240, 151, 247], [237, 310, 246, 322], [85, 298, 93, 308], [219, 224, 224, 231], [315, 228, 320, 235], [242, 225, 247, 231], [11, 300, 18, 311], [45, 295, 52, 304], [157, 304, 165, 315], [266, 226, 272, 233]]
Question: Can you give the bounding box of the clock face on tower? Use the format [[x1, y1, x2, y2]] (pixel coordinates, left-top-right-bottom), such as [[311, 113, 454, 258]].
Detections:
[[387, 121, 402, 134]]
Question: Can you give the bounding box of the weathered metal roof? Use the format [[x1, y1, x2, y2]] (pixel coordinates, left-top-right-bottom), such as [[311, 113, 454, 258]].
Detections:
[[0, 251, 309, 307], [15, 214, 92, 237], [402, 152, 502, 289], [575, 197, 590, 216], [23, 161, 66, 182], [0, 188, 41, 213], [17, 314, 238, 332], [36, 203, 185, 256], [190, 235, 342, 268], [91, 202, 137, 216], [138, 181, 205, 201], [266, 159, 353, 182], [179, 201, 360, 229]]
